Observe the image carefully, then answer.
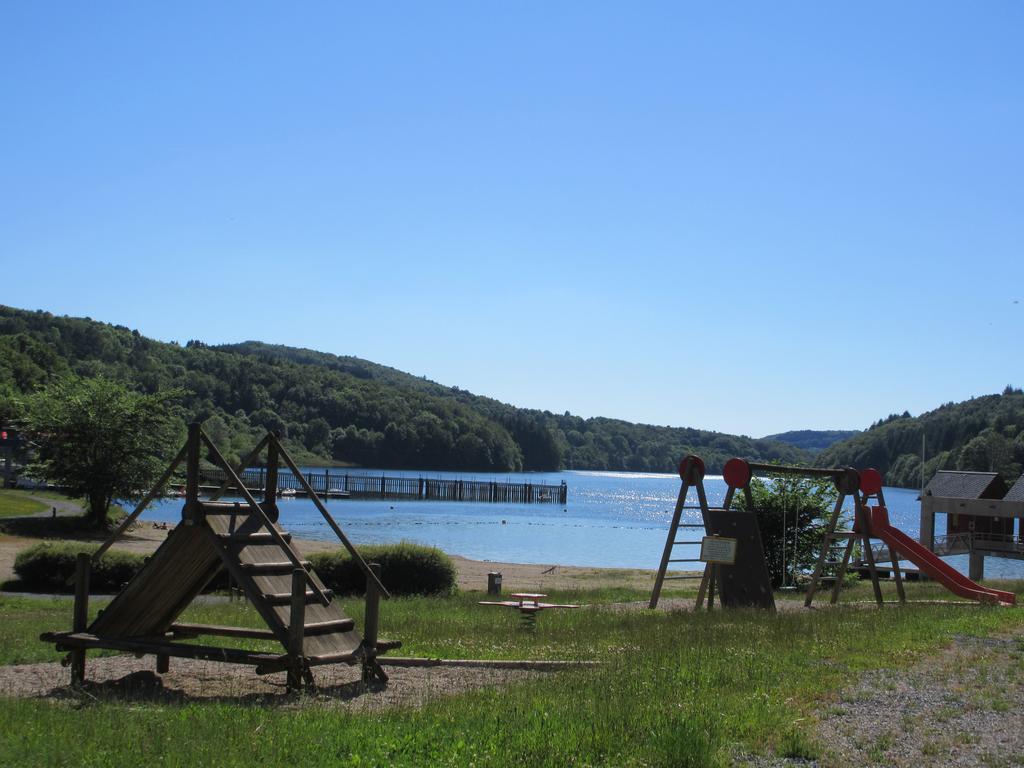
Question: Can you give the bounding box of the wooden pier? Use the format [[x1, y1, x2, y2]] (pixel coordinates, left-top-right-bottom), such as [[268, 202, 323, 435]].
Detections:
[[185, 468, 568, 505]]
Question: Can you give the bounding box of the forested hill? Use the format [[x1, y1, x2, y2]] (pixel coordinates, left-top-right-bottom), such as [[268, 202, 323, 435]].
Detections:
[[816, 388, 1024, 488], [0, 306, 809, 473], [761, 430, 859, 454]]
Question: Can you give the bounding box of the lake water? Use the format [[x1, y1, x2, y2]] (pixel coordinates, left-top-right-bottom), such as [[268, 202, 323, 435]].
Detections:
[[140, 468, 1024, 579]]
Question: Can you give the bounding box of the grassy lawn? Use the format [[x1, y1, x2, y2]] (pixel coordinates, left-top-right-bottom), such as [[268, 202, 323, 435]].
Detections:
[[1, 582, 1022, 766], [0, 489, 50, 518]]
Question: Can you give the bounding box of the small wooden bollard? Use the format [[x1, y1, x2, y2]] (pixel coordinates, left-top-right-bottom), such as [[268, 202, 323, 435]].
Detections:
[[70, 552, 91, 686], [287, 568, 306, 692], [487, 571, 502, 595]]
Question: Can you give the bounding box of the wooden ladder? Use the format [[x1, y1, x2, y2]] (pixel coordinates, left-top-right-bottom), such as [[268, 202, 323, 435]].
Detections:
[[804, 468, 894, 607], [650, 456, 712, 609]]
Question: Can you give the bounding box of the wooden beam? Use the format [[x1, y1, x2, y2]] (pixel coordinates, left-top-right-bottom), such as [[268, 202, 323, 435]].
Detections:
[[208, 434, 270, 501], [89, 442, 188, 565], [745, 462, 846, 479], [922, 496, 1024, 520], [380, 657, 599, 669], [275, 436, 389, 598], [43, 632, 284, 666]]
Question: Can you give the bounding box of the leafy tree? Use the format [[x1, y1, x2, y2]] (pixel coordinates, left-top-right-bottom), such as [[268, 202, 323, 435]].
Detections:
[[18, 376, 182, 527], [737, 474, 838, 589]]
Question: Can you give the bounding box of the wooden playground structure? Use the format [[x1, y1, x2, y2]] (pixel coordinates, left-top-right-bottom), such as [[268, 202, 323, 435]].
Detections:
[[649, 455, 776, 611], [650, 455, 1017, 610], [41, 424, 400, 691]]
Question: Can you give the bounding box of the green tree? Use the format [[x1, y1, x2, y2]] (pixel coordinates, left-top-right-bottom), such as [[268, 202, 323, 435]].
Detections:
[[19, 376, 181, 527], [737, 474, 838, 589]]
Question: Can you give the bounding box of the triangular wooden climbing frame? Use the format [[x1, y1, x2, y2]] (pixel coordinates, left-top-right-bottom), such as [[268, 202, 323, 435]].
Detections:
[[43, 423, 398, 691]]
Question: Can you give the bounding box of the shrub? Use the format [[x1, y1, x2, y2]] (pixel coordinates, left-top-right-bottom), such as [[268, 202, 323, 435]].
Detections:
[[13, 542, 145, 592], [309, 541, 456, 596], [737, 475, 840, 589]]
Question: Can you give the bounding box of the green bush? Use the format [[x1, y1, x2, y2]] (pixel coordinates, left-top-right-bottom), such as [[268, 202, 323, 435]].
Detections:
[[13, 542, 145, 592], [309, 541, 456, 596]]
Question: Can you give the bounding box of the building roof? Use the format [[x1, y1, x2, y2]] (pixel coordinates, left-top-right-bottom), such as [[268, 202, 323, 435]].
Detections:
[[1004, 473, 1024, 502], [923, 471, 1009, 500]]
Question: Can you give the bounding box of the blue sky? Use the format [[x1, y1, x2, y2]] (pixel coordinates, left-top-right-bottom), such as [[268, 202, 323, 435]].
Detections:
[[2, 2, 1022, 437]]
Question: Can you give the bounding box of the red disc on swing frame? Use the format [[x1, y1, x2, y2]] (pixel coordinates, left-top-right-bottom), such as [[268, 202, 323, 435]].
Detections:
[[722, 458, 752, 489], [678, 455, 705, 481], [859, 468, 884, 495]]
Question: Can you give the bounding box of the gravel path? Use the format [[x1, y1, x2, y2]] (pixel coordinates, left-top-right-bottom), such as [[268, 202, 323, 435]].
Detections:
[[0, 654, 554, 711], [736, 629, 1024, 767]]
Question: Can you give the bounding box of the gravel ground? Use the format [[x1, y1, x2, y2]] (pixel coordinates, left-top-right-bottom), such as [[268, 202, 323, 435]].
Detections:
[[0, 655, 553, 711], [736, 630, 1024, 768]]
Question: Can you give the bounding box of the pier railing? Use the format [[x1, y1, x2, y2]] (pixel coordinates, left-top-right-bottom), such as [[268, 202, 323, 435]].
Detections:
[[191, 467, 568, 505]]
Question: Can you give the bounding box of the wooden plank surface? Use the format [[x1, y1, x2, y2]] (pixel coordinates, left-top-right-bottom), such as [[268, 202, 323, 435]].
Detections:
[[89, 526, 223, 638]]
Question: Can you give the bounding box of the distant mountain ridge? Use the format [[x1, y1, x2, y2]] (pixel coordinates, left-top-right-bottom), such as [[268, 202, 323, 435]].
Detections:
[[762, 430, 860, 454], [0, 305, 810, 474]]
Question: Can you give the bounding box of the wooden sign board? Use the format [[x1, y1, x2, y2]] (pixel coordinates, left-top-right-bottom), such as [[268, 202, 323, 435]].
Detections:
[[706, 510, 776, 611], [700, 536, 737, 564]]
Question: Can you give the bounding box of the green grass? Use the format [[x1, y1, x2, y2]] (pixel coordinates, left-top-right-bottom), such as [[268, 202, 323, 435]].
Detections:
[[1, 583, 1022, 766], [0, 489, 50, 518]]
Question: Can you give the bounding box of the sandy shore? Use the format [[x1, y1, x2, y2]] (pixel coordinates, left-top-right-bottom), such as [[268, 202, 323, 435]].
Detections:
[[0, 523, 676, 593]]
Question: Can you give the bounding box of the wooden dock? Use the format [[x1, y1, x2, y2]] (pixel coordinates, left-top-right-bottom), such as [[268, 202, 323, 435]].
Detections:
[[184, 468, 568, 505]]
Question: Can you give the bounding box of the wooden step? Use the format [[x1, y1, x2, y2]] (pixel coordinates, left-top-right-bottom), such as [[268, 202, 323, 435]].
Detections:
[[262, 588, 333, 605], [301, 619, 355, 635], [218, 531, 292, 544], [170, 622, 278, 640], [240, 560, 311, 574], [199, 501, 254, 513]]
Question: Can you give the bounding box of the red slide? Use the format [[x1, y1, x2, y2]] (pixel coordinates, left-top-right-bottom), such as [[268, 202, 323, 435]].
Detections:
[[867, 507, 1016, 606]]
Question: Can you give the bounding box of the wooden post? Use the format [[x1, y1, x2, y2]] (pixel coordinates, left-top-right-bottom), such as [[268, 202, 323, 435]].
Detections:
[[362, 562, 382, 684], [969, 551, 985, 581], [706, 563, 716, 611], [156, 654, 169, 674], [364, 562, 381, 650], [184, 423, 201, 524], [920, 496, 936, 550], [287, 568, 306, 693], [70, 553, 91, 686], [265, 436, 279, 522]]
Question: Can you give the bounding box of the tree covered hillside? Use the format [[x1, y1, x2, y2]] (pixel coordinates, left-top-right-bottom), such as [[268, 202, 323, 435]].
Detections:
[[761, 430, 860, 454], [816, 388, 1024, 488], [0, 305, 808, 473]]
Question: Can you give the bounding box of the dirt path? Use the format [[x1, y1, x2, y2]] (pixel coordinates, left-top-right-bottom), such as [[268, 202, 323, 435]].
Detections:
[[28, 494, 82, 518]]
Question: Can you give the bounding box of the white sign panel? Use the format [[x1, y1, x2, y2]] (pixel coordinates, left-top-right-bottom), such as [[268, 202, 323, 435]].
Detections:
[[700, 536, 737, 565]]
